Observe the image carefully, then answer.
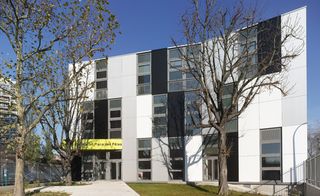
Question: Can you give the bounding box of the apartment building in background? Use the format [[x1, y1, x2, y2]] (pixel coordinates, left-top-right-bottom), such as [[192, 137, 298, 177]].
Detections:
[[71, 7, 307, 186]]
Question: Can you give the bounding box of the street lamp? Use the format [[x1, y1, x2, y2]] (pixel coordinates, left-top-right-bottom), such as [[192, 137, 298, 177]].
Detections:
[[293, 122, 307, 183]]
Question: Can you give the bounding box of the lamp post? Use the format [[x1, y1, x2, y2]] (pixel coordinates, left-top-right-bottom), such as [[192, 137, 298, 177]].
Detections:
[[293, 122, 307, 183]]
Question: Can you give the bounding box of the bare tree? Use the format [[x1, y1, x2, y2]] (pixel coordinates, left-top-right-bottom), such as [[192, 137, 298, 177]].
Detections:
[[41, 62, 95, 185], [308, 123, 320, 157], [0, 1, 118, 195], [174, 0, 304, 195]]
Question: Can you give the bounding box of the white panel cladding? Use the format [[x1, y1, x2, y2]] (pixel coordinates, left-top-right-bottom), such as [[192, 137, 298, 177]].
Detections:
[[122, 96, 138, 181], [238, 129, 260, 182], [185, 135, 203, 182], [238, 102, 260, 131], [282, 96, 307, 127], [152, 138, 170, 181], [259, 99, 282, 129], [281, 7, 306, 71], [107, 54, 137, 99], [282, 124, 307, 182], [136, 95, 152, 138]]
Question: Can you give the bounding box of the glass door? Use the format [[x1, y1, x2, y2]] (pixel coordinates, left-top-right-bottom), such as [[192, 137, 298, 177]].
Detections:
[[203, 156, 218, 181], [110, 161, 122, 180]]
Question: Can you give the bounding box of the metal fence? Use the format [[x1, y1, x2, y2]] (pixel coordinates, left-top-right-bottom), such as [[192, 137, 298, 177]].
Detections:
[[0, 160, 63, 186], [306, 154, 320, 188]]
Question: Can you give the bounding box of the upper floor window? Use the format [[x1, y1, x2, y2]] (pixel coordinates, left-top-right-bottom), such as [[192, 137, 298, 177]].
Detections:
[[137, 53, 151, 95], [168, 46, 200, 92]]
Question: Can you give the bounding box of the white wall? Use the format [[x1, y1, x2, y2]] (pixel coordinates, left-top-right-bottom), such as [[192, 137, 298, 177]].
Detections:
[[185, 135, 203, 181], [136, 95, 153, 138], [238, 7, 307, 183]]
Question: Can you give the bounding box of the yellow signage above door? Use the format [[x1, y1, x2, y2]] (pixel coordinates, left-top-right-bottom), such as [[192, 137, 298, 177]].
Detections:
[[81, 139, 122, 150]]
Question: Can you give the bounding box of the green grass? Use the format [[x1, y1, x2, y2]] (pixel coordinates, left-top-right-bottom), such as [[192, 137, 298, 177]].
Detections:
[[128, 183, 262, 196]]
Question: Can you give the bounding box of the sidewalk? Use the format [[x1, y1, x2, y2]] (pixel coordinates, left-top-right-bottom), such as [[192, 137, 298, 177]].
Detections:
[[27, 181, 139, 196]]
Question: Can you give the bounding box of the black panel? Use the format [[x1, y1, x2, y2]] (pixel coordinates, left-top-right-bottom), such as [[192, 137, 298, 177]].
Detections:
[[94, 100, 108, 139], [71, 156, 82, 181], [151, 48, 168, 95], [168, 92, 185, 137], [258, 16, 281, 75], [227, 132, 239, 182]]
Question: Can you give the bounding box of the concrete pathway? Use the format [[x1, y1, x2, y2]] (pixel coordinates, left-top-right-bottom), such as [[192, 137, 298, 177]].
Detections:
[[27, 181, 139, 196]]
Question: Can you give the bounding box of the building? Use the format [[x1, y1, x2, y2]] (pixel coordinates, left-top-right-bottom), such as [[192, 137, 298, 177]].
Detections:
[[73, 7, 307, 185]]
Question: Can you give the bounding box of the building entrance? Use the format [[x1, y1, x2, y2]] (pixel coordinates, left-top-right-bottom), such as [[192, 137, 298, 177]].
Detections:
[[110, 161, 121, 180], [203, 156, 218, 181]]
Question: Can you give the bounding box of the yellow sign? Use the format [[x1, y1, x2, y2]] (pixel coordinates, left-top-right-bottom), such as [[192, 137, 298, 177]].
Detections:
[[81, 139, 122, 150]]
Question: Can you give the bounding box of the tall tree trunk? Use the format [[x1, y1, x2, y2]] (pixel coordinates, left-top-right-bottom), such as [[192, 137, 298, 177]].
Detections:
[[64, 161, 72, 186], [218, 130, 228, 196], [13, 143, 25, 196]]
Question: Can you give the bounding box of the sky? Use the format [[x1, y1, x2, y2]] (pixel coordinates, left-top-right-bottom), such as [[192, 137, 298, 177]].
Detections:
[[107, 0, 320, 128], [0, 0, 319, 128]]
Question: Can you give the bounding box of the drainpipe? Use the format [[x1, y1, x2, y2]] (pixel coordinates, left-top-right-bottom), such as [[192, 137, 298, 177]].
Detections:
[[293, 122, 307, 183]]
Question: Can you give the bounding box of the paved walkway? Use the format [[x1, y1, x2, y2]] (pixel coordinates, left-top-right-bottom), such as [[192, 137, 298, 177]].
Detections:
[[27, 181, 139, 196]]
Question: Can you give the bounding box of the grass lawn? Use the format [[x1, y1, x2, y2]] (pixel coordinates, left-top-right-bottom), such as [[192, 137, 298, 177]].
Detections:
[[128, 183, 262, 196]]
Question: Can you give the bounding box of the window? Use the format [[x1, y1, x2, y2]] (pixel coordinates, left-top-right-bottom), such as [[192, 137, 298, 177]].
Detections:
[[260, 127, 282, 181], [168, 46, 200, 92], [137, 138, 152, 180], [96, 59, 107, 70], [109, 99, 121, 139], [238, 27, 258, 78], [97, 71, 107, 79], [137, 53, 151, 95], [168, 137, 184, 180], [152, 95, 167, 138], [96, 81, 107, 89], [185, 91, 201, 135]]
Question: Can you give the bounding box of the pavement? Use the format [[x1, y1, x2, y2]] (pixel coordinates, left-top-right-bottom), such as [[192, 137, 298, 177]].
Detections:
[[26, 181, 139, 196]]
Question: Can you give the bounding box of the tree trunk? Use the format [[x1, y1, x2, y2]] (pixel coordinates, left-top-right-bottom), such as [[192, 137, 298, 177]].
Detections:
[[64, 161, 72, 186], [13, 147, 25, 196], [218, 130, 228, 196]]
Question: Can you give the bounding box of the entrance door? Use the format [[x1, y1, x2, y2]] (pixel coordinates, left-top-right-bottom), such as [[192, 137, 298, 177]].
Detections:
[[110, 161, 121, 180], [204, 156, 218, 181]]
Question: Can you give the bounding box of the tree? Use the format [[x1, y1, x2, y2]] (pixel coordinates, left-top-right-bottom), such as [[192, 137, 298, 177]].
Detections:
[[308, 123, 320, 157], [0, 1, 118, 195], [24, 131, 41, 163], [41, 137, 54, 163], [174, 0, 304, 195], [41, 61, 95, 185]]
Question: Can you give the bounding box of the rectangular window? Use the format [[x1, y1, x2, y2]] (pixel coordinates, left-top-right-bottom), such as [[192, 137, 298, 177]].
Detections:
[[152, 95, 167, 138], [97, 71, 107, 79], [137, 53, 151, 95], [109, 99, 121, 138], [168, 46, 200, 92], [168, 137, 184, 180], [137, 138, 152, 180], [261, 127, 282, 181], [96, 59, 107, 70], [96, 81, 107, 89]]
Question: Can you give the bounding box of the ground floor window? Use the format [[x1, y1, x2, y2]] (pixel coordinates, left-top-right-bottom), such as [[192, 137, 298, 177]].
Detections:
[[137, 138, 152, 180], [168, 137, 184, 180], [260, 127, 282, 181]]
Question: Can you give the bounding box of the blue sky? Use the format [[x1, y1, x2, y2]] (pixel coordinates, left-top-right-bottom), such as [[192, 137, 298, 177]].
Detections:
[[108, 0, 320, 127]]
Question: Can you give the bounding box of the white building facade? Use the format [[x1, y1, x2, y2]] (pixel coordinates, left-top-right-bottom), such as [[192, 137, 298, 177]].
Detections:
[[74, 7, 307, 185]]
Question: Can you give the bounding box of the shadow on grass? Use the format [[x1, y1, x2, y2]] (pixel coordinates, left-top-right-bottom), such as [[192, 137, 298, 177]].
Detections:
[[186, 182, 211, 193]]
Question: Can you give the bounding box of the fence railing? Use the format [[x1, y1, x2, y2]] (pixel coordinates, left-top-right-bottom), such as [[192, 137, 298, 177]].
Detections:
[[305, 154, 320, 188], [0, 160, 63, 186]]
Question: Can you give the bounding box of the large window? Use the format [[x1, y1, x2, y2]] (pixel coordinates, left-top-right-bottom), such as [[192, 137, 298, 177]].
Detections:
[[260, 127, 282, 181], [168, 46, 200, 92], [137, 138, 152, 180], [108, 99, 121, 139], [238, 27, 258, 78], [185, 91, 201, 135], [81, 101, 94, 139], [168, 137, 184, 180], [95, 59, 108, 100], [152, 95, 167, 138], [137, 53, 151, 95]]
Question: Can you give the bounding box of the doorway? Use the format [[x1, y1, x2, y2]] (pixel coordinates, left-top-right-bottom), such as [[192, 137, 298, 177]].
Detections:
[[203, 156, 218, 181], [110, 161, 121, 180]]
